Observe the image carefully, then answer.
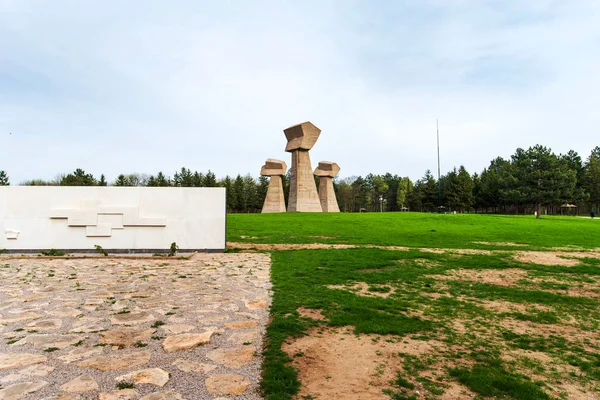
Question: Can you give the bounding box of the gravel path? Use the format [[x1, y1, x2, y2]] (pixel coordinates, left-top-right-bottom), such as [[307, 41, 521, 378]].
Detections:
[[0, 253, 271, 400]]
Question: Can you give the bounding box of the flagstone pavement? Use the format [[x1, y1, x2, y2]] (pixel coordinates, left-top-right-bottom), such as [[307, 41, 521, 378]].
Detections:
[[0, 253, 271, 400]]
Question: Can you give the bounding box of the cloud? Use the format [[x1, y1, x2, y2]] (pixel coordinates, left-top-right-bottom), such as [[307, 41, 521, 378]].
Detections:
[[1, 0, 599, 184]]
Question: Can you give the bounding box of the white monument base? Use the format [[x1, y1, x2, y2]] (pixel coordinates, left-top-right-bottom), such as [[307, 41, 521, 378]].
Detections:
[[0, 187, 226, 253]]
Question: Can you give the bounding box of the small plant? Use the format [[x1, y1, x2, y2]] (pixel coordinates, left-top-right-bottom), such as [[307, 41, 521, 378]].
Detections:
[[116, 381, 135, 390], [94, 343, 107, 347], [40, 249, 65, 256], [151, 321, 165, 328], [135, 342, 148, 348], [168, 242, 179, 257], [165, 311, 176, 316], [94, 245, 108, 256], [367, 285, 391, 293], [116, 310, 130, 314], [44, 347, 60, 352], [0, 249, 6, 254], [7, 339, 19, 345]]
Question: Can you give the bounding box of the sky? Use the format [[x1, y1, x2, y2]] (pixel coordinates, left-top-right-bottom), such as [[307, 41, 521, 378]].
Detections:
[[1, 0, 599, 184]]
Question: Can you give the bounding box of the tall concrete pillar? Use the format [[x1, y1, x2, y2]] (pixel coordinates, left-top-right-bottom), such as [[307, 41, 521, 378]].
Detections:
[[260, 159, 287, 213], [314, 162, 341, 212], [284, 122, 323, 212]]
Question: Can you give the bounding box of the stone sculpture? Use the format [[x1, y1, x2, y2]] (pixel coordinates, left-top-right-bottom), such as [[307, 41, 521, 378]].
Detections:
[[260, 159, 287, 213], [314, 161, 341, 212], [284, 122, 323, 212]]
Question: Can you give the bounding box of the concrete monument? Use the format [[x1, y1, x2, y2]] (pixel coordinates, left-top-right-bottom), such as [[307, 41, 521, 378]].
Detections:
[[260, 158, 287, 213], [284, 122, 323, 212], [314, 161, 341, 212]]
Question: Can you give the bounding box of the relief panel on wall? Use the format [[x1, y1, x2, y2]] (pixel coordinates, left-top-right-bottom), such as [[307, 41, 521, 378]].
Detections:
[[50, 199, 167, 238]]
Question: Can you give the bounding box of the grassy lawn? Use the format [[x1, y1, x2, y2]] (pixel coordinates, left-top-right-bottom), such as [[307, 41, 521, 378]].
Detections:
[[227, 212, 600, 250], [228, 213, 600, 399]]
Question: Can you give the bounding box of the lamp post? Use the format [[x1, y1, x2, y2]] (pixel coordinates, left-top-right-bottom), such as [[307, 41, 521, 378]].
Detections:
[[379, 195, 383, 212]]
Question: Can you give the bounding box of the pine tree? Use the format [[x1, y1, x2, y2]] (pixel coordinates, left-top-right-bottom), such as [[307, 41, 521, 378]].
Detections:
[[0, 170, 9, 186], [203, 170, 217, 187], [60, 168, 97, 186], [113, 174, 127, 186], [583, 146, 600, 211], [155, 172, 171, 187]]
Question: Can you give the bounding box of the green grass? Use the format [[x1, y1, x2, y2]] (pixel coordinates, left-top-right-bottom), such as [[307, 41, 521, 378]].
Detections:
[[249, 213, 600, 399], [228, 212, 600, 249]]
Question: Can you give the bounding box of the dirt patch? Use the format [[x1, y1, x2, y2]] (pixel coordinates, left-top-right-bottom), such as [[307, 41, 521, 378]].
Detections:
[[420, 248, 493, 255], [514, 251, 581, 266], [420, 248, 446, 254], [297, 307, 327, 321], [429, 268, 528, 287], [282, 326, 449, 400], [226, 242, 355, 250], [327, 282, 396, 298], [500, 318, 600, 349], [473, 241, 527, 247], [475, 299, 551, 313], [365, 245, 410, 251], [502, 350, 599, 399], [503, 349, 554, 364], [513, 251, 600, 266], [421, 292, 449, 300]]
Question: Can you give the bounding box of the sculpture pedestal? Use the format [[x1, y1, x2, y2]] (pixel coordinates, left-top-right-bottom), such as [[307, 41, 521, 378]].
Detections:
[[261, 175, 286, 213], [319, 177, 340, 212], [288, 150, 322, 212]]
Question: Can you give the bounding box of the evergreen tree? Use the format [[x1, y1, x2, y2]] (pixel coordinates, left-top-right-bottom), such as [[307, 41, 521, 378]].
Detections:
[[98, 174, 107, 186], [174, 167, 193, 187], [219, 176, 235, 212], [203, 170, 217, 187], [0, 170, 9, 186], [479, 157, 511, 211], [192, 171, 204, 187], [60, 168, 97, 186], [257, 175, 269, 209], [113, 174, 127, 186], [583, 146, 600, 211], [508, 145, 575, 218], [455, 166, 474, 212], [243, 175, 260, 212], [561, 150, 588, 206], [351, 177, 371, 212], [146, 176, 157, 187], [232, 175, 246, 212], [154, 172, 171, 187], [415, 170, 437, 212], [382, 173, 402, 211]]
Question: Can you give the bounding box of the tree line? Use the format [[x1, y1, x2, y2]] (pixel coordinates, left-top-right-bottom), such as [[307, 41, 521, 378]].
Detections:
[[1, 144, 599, 215]]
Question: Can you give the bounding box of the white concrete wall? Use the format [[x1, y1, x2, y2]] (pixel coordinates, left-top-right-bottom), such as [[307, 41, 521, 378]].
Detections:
[[0, 187, 226, 251]]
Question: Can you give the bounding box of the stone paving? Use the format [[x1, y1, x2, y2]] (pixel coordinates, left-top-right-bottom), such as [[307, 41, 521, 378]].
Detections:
[[0, 253, 271, 400]]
